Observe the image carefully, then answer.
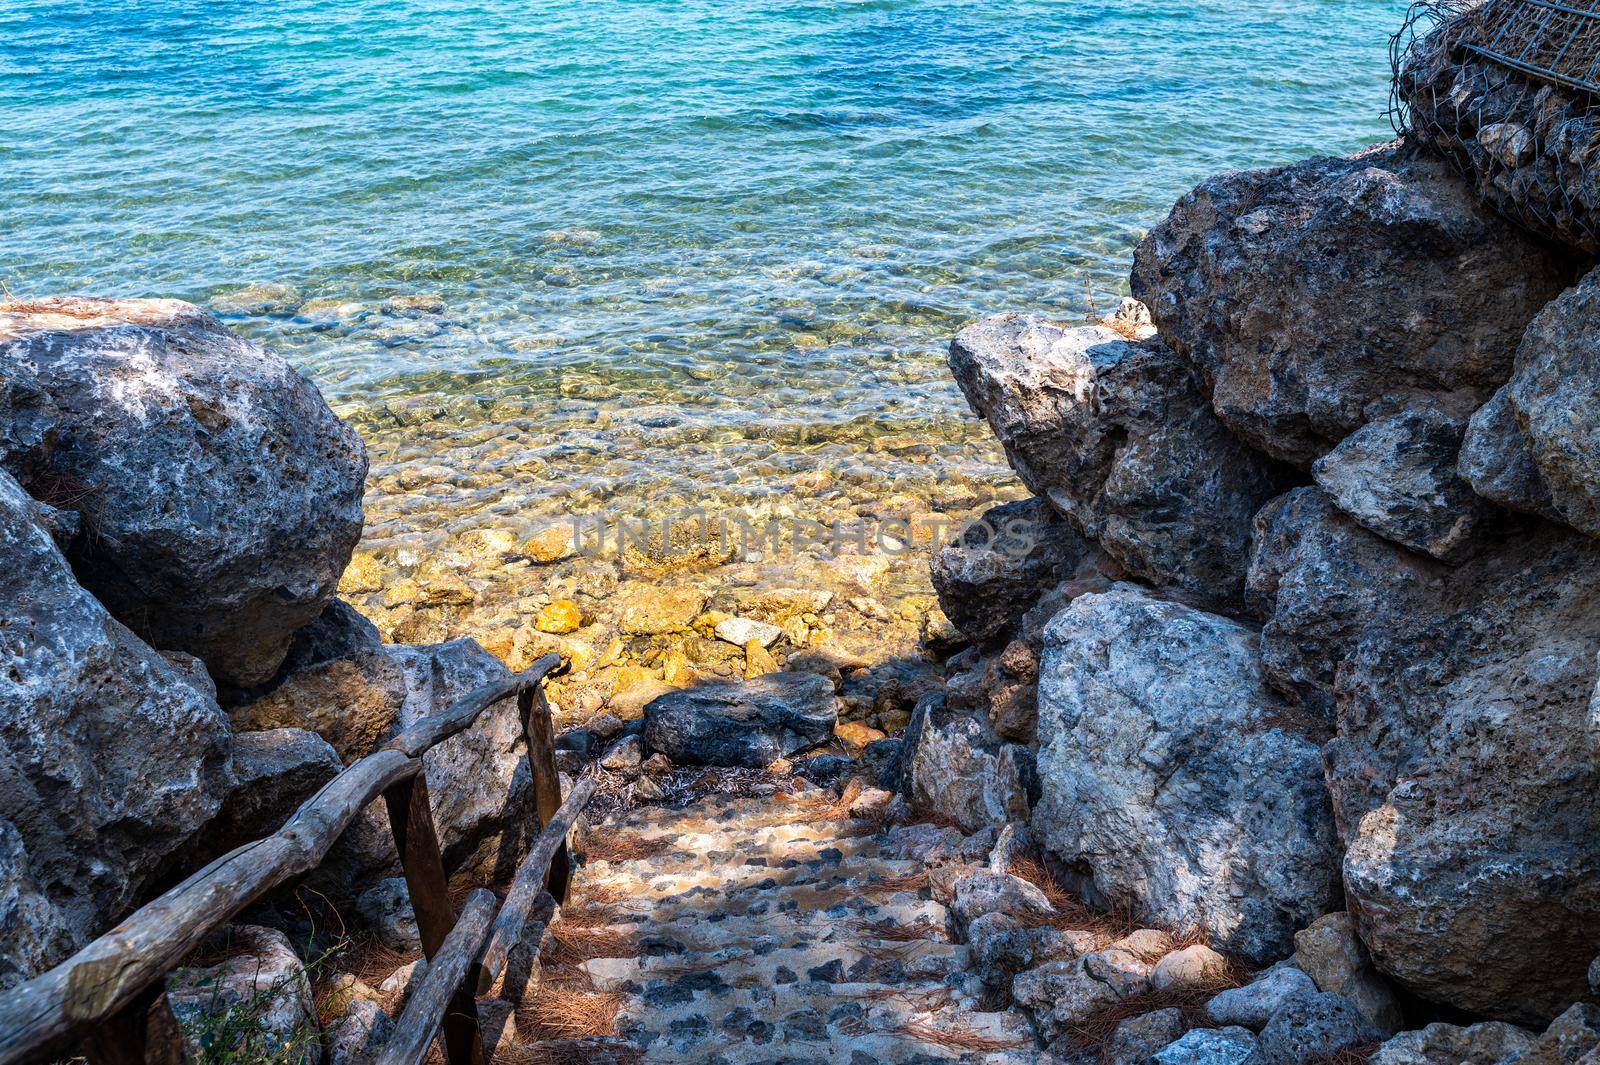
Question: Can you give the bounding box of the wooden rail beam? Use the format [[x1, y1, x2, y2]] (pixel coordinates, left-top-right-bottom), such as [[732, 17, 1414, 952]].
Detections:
[[0, 655, 563, 1065], [477, 772, 597, 995], [516, 664, 570, 903], [372, 889, 499, 1065]]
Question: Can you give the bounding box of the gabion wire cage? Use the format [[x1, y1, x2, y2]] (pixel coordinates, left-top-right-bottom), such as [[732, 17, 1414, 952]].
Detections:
[[1392, 0, 1600, 250]]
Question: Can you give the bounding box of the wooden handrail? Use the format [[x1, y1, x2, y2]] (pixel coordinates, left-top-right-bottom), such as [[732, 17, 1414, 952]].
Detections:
[[0, 654, 565, 1065], [477, 772, 597, 995], [374, 889, 500, 1065]]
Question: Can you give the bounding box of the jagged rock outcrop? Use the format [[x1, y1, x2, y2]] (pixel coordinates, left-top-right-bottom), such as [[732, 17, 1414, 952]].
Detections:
[[1031, 585, 1339, 962], [642, 672, 838, 768], [0, 297, 368, 686], [1459, 386, 1561, 521], [1246, 487, 1443, 720], [949, 314, 1288, 609], [930, 496, 1102, 646], [1251, 484, 1600, 1020], [1311, 406, 1490, 562], [1130, 140, 1577, 468], [0, 468, 233, 986], [1328, 521, 1600, 1022]]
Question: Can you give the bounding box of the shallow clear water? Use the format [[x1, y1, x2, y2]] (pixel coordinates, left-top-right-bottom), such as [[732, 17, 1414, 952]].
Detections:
[[1, 0, 1407, 549]]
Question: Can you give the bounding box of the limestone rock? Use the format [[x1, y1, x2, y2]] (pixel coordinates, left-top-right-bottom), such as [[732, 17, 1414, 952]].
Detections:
[[231, 647, 408, 761], [1106, 1008, 1188, 1065], [967, 912, 1101, 990], [1031, 585, 1340, 962], [1519, 1004, 1600, 1065], [1153, 1027, 1258, 1065], [1130, 140, 1576, 468], [0, 469, 232, 985], [1294, 912, 1404, 1035], [356, 877, 420, 952], [949, 871, 1055, 933], [1326, 520, 1600, 1022], [618, 585, 707, 635], [642, 672, 837, 767], [1502, 265, 1600, 537], [167, 925, 322, 1064], [1459, 387, 1560, 521], [713, 616, 783, 649], [0, 821, 73, 992], [1311, 406, 1491, 561], [1371, 1021, 1536, 1065], [0, 357, 56, 470], [949, 313, 1287, 608], [1250, 991, 1381, 1064], [1013, 942, 1153, 1043], [0, 297, 368, 686], [1205, 965, 1319, 1031], [930, 496, 1099, 645], [1151, 945, 1231, 992], [903, 693, 1033, 833]]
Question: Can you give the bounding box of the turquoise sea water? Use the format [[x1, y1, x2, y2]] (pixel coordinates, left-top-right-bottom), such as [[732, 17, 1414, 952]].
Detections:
[[2, 0, 1407, 547]]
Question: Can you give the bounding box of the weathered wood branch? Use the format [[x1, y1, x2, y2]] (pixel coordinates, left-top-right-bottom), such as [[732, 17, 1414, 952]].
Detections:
[[372, 888, 499, 1065], [516, 669, 570, 902], [476, 773, 597, 994], [0, 654, 564, 1065], [386, 654, 560, 757]]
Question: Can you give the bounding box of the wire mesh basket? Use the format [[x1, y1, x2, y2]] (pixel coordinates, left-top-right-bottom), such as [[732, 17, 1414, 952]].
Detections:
[[1392, 0, 1600, 249]]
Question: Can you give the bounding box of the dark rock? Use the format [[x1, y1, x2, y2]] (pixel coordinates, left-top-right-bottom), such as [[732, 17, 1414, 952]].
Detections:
[[1251, 992, 1380, 1064], [200, 728, 341, 857], [949, 313, 1287, 609], [642, 673, 838, 768], [1131, 140, 1576, 468], [1311, 406, 1491, 561], [0, 297, 368, 686], [1459, 386, 1560, 522], [930, 497, 1100, 645]]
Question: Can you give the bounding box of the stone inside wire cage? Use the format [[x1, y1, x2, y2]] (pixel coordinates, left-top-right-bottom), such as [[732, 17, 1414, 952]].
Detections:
[[1392, 0, 1600, 250]]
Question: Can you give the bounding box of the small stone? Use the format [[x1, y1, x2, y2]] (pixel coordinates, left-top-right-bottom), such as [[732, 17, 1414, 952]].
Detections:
[[380, 293, 445, 316], [1150, 945, 1231, 992], [632, 775, 666, 801], [378, 958, 427, 998], [587, 712, 625, 741], [834, 720, 886, 755], [618, 586, 707, 635], [950, 871, 1055, 933], [1105, 1008, 1188, 1065], [534, 600, 583, 634], [522, 525, 576, 564], [1152, 1026, 1257, 1064], [356, 878, 419, 952], [340, 552, 387, 594], [1294, 912, 1403, 1035], [600, 736, 643, 773], [1253, 991, 1381, 1064], [1205, 965, 1318, 1030], [714, 616, 784, 649], [744, 640, 779, 678], [325, 999, 393, 1065], [209, 281, 301, 316]]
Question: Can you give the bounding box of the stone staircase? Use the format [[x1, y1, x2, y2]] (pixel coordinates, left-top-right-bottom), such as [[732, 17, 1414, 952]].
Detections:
[[543, 793, 1041, 1064]]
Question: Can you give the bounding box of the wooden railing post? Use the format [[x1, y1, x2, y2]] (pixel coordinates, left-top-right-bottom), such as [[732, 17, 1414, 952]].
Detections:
[[517, 680, 570, 903], [383, 773, 484, 1065], [81, 982, 182, 1065]]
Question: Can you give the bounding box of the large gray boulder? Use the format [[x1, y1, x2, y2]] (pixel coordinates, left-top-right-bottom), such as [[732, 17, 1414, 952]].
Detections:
[[1253, 486, 1600, 1021], [949, 314, 1287, 609], [1499, 265, 1600, 538], [1311, 406, 1491, 562], [0, 469, 233, 986], [642, 672, 837, 768], [1031, 585, 1340, 963], [930, 496, 1104, 646], [0, 297, 368, 686], [1370, 1021, 1535, 1065], [1130, 140, 1577, 468]]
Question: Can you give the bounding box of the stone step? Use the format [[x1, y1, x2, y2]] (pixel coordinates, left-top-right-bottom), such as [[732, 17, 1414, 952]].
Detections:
[[572, 856, 925, 903], [575, 870, 930, 924], [597, 816, 869, 853], [582, 830, 889, 878], [614, 979, 1036, 1062], [641, 1031, 1042, 1065], [605, 899, 953, 954], [583, 939, 971, 991]]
